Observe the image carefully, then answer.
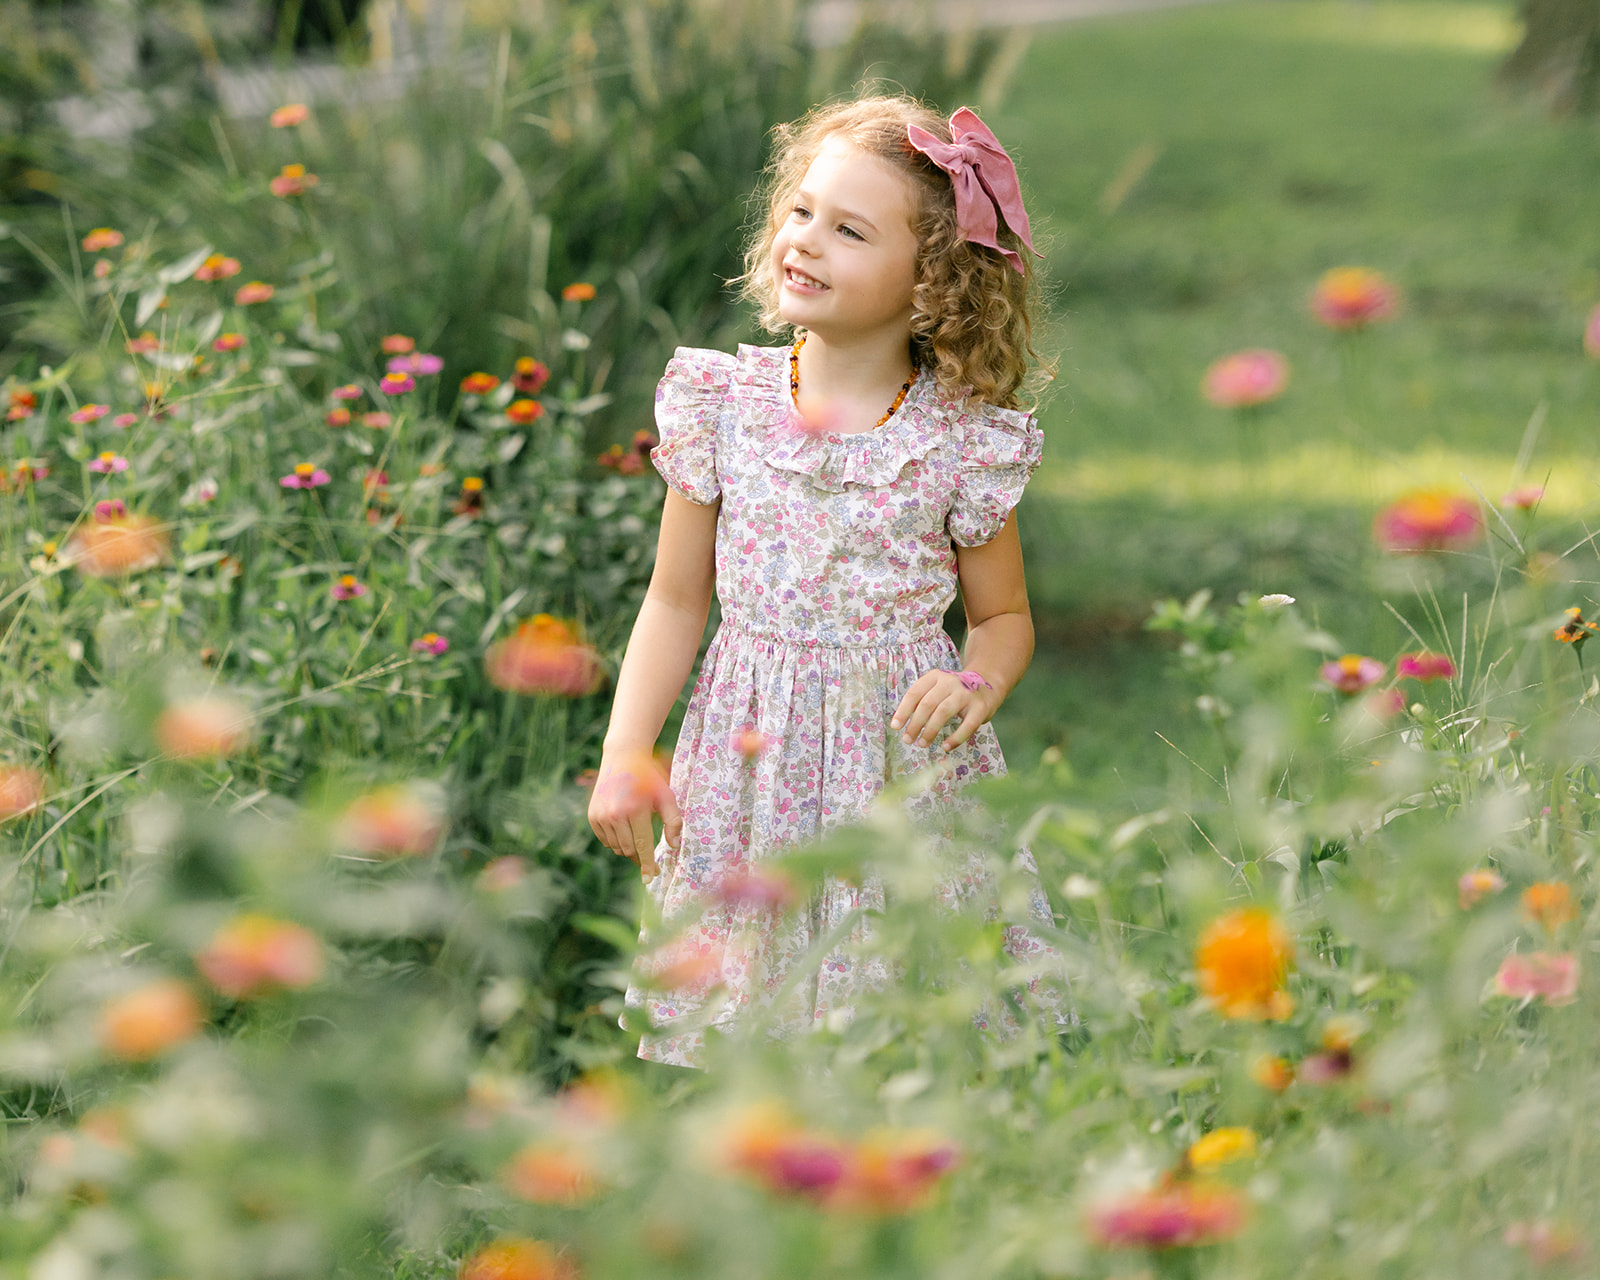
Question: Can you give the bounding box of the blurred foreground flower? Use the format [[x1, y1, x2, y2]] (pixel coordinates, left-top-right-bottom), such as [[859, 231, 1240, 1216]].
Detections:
[[1087, 1182, 1248, 1249], [0, 764, 45, 821], [381, 333, 414, 354], [68, 513, 169, 576], [196, 914, 324, 998], [6, 387, 36, 420], [561, 282, 596, 302], [389, 351, 444, 376], [1250, 1054, 1294, 1091], [381, 371, 416, 395], [1201, 349, 1288, 408], [1585, 304, 1600, 357], [1195, 907, 1293, 1019], [512, 358, 550, 394], [97, 978, 204, 1061], [1522, 881, 1577, 932], [235, 281, 274, 305], [461, 371, 500, 394], [155, 695, 252, 760], [1459, 868, 1506, 909], [507, 398, 545, 425], [280, 462, 331, 489], [1504, 1221, 1586, 1265], [331, 574, 368, 600], [843, 1127, 960, 1213], [70, 404, 108, 424], [270, 102, 309, 127], [125, 331, 159, 354], [327, 408, 352, 428], [1374, 489, 1480, 553], [1311, 266, 1398, 329], [459, 1238, 576, 1280], [487, 616, 604, 696], [82, 227, 123, 251], [504, 1142, 600, 1205], [1320, 654, 1385, 694], [714, 865, 797, 911], [1494, 951, 1578, 1005], [1299, 1017, 1360, 1085], [332, 383, 362, 400], [213, 332, 245, 352], [337, 783, 444, 858], [87, 451, 128, 473], [194, 253, 240, 281], [1186, 1127, 1256, 1170], [1502, 485, 1544, 511], [412, 633, 449, 655], [1396, 651, 1456, 681], [269, 163, 318, 197]]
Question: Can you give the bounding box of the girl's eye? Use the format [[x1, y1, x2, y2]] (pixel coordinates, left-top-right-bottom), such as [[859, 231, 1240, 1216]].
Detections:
[[792, 205, 811, 220], [838, 225, 863, 241]]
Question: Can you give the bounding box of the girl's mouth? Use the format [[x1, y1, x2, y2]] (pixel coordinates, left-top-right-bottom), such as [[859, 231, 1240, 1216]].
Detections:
[[784, 266, 828, 293]]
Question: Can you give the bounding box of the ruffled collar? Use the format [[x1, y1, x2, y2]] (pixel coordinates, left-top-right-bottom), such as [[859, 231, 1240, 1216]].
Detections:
[[731, 344, 954, 492]]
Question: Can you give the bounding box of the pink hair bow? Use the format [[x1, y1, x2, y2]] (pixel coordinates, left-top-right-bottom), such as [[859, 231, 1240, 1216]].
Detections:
[[907, 107, 1039, 275]]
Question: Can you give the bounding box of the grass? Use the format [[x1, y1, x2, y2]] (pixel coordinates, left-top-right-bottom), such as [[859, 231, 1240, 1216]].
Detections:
[[985, 0, 1600, 797]]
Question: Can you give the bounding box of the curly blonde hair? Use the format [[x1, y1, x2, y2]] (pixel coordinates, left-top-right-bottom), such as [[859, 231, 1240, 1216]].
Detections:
[[736, 93, 1050, 410]]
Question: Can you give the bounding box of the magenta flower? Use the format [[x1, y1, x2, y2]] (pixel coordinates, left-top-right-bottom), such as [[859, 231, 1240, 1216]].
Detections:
[[1311, 267, 1399, 329], [331, 574, 368, 601], [1494, 951, 1578, 1005], [1321, 654, 1386, 694], [1396, 651, 1457, 682], [70, 404, 110, 424], [714, 866, 797, 911], [1201, 349, 1289, 408], [87, 452, 128, 474], [728, 727, 771, 758], [1374, 489, 1481, 554], [93, 499, 128, 522], [111, 412, 138, 429], [1585, 304, 1600, 358], [1501, 485, 1544, 511], [280, 463, 331, 489], [411, 633, 449, 655], [380, 372, 415, 396], [1087, 1184, 1247, 1249], [386, 352, 443, 376], [332, 384, 362, 401]]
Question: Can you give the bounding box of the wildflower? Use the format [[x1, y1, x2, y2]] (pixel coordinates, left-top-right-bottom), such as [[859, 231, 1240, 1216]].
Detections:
[[1087, 1182, 1248, 1249], [280, 463, 331, 489], [461, 371, 500, 394], [419, 461, 443, 476], [380, 371, 415, 395], [93, 259, 112, 279], [487, 615, 605, 697], [1187, 1127, 1257, 1169], [1502, 485, 1544, 511], [561, 282, 596, 302], [70, 404, 110, 425], [412, 633, 449, 655], [69, 513, 169, 576], [111, 412, 138, 429], [1396, 651, 1456, 682], [331, 574, 367, 600], [1320, 654, 1385, 694], [458, 1239, 576, 1280], [504, 1142, 599, 1205], [1195, 907, 1294, 1020], [1554, 607, 1597, 648], [1249, 1054, 1294, 1092], [213, 332, 245, 352], [269, 163, 317, 197], [326, 407, 352, 428], [14, 460, 48, 485], [1299, 1017, 1361, 1085], [331, 383, 362, 400], [6, 388, 36, 420], [836, 1128, 960, 1214], [125, 332, 159, 355], [337, 783, 443, 858], [234, 281, 274, 305], [512, 358, 550, 394], [269, 102, 309, 127], [714, 865, 797, 911], [97, 979, 204, 1061], [1310, 266, 1399, 329], [1363, 686, 1406, 720], [196, 914, 324, 998], [729, 727, 771, 758], [507, 398, 544, 425], [380, 333, 414, 354], [1373, 489, 1481, 553], [596, 443, 643, 474], [388, 352, 443, 376], [181, 478, 219, 506], [1504, 1221, 1586, 1265], [1585, 304, 1600, 358], [1459, 868, 1507, 909], [479, 856, 527, 892], [155, 695, 252, 760], [87, 451, 128, 475], [1201, 349, 1289, 408], [1494, 951, 1578, 1005], [92, 499, 125, 522], [452, 476, 485, 516], [0, 765, 45, 821], [194, 254, 240, 281], [1522, 881, 1577, 932], [82, 228, 124, 252]]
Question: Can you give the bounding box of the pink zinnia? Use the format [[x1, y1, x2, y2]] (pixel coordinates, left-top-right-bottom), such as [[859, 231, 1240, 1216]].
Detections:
[[280, 463, 331, 489], [1396, 651, 1456, 682], [69, 404, 109, 424], [196, 914, 323, 998], [380, 334, 414, 354], [326, 408, 352, 428], [1311, 267, 1399, 329], [1374, 489, 1481, 554], [234, 281, 274, 305], [81, 228, 123, 252], [331, 384, 362, 400], [386, 352, 443, 376], [362, 412, 391, 430], [331, 574, 367, 600], [213, 333, 245, 352], [87, 452, 128, 474], [1201, 349, 1289, 409], [380, 371, 415, 395], [93, 499, 128, 522], [1459, 868, 1507, 909], [1584, 304, 1600, 358], [1087, 1184, 1248, 1250], [411, 633, 449, 655], [194, 254, 240, 282], [1320, 654, 1385, 694], [270, 103, 309, 128], [1502, 485, 1544, 511], [111, 412, 138, 429], [1494, 951, 1578, 1005]]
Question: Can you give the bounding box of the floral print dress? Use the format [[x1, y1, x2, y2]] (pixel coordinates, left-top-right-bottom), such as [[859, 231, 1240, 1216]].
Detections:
[[623, 343, 1064, 1068]]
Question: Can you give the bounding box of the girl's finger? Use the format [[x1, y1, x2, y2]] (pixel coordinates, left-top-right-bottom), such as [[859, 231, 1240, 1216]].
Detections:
[[631, 814, 658, 877], [661, 791, 683, 851], [890, 672, 938, 729], [914, 692, 968, 746], [943, 703, 987, 751]]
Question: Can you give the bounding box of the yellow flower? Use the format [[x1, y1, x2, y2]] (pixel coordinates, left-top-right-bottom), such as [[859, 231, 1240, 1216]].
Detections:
[[1187, 1126, 1257, 1169], [1195, 907, 1294, 1019]]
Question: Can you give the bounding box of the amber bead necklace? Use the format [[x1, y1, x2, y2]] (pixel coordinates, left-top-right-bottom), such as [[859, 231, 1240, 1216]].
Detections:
[[788, 334, 916, 432]]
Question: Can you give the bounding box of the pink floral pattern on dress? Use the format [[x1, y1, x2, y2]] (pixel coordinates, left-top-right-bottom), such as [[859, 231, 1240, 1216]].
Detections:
[[625, 344, 1066, 1067]]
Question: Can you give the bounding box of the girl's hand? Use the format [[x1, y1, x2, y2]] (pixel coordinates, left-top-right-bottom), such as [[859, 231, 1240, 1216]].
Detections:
[[890, 669, 999, 753], [587, 749, 681, 879]]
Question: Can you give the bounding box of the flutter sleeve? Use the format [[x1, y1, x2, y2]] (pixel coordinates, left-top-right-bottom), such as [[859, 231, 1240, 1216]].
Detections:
[[946, 404, 1045, 547], [650, 346, 737, 505]]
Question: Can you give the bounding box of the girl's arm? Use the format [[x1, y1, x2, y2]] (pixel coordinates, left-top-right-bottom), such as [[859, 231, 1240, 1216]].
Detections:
[[891, 511, 1034, 752], [589, 489, 720, 877]]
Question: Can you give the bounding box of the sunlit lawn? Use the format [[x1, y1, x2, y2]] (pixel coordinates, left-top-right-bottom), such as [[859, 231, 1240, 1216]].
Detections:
[[988, 0, 1600, 796]]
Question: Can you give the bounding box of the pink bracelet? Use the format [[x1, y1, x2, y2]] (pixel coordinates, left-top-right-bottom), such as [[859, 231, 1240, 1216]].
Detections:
[[957, 669, 992, 692]]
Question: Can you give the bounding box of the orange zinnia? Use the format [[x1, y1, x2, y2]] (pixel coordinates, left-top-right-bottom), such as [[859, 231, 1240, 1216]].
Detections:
[[1195, 907, 1294, 1019], [458, 1238, 576, 1280], [97, 978, 205, 1060], [1522, 881, 1577, 932]]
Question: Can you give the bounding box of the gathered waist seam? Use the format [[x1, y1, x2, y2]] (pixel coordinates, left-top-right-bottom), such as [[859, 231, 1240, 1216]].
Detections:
[[716, 614, 949, 650]]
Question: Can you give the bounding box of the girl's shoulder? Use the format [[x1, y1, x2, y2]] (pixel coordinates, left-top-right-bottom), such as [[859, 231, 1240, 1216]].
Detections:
[[658, 343, 789, 407]]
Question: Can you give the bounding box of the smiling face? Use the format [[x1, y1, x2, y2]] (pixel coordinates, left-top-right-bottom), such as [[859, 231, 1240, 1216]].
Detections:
[[768, 134, 921, 349]]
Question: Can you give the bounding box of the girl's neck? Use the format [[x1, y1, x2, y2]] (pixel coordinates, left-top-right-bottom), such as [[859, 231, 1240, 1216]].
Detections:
[[792, 329, 915, 403]]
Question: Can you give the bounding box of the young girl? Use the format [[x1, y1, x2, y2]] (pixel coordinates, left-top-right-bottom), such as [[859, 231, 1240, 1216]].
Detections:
[[588, 94, 1062, 1069]]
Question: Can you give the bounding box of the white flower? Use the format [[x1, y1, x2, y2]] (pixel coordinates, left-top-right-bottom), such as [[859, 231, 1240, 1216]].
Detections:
[[561, 329, 591, 351], [1258, 593, 1295, 609]]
